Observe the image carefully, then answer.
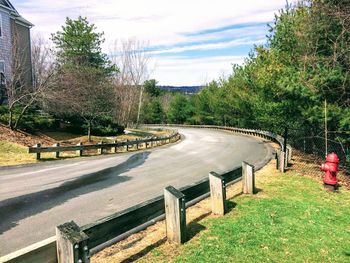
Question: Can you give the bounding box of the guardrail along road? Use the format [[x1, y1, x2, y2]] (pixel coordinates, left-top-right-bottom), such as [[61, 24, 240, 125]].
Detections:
[[0, 127, 273, 256]]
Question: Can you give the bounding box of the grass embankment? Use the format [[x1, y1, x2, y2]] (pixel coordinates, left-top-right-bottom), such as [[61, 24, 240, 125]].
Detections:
[[93, 161, 350, 263], [0, 141, 36, 166], [0, 128, 172, 166]]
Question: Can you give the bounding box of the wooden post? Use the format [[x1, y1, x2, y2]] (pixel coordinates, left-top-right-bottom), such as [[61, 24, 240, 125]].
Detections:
[[136, 139, 139, 150], [56, 221, 90, 263], [126, 140, 129, 151], [287, 145, 292, 163], [54, 143, 60, 158], [279, 152, 286, 173], [209, 172, 226, 215], [77, 142, 83, 156], [98, 142, 103, 155], [35, 143, 41, 160], [112, 140, 117, 153], [242, 162, 255, 194], [275, 150, 280, 170], [164, 186, 186, 244]]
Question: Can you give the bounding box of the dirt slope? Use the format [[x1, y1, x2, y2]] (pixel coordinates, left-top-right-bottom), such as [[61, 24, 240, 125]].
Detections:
[[0, 124, 55, 146]]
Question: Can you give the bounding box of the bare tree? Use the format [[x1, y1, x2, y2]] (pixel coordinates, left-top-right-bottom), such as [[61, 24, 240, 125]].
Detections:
[[110, 38, 152, 126], [3, 32, 56, 130], [15, 35, 58, 128], [46, 66, 115, 141], [4, 30, 31, 129], [32, 35, 57, 94]]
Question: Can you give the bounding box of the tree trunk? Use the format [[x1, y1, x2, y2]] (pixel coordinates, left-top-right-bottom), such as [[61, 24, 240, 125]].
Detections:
[[13, 100, 33, 130], [87, 121, 92, 142], [8, 108, 13, 130]]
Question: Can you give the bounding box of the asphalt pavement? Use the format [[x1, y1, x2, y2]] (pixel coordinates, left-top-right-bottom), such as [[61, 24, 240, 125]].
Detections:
[[0, 127, 272, 256]]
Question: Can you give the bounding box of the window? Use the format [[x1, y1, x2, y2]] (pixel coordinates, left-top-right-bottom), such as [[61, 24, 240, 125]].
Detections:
[[0, 61, 4, 85], [0, 61, 4, 74]]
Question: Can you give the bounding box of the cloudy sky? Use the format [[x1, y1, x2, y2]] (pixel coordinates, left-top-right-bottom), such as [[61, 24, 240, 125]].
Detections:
[[12, 0, 290, 86]]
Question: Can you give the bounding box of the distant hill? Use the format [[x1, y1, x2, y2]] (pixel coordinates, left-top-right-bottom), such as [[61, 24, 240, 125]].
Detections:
[[157, 85, 203, 94]]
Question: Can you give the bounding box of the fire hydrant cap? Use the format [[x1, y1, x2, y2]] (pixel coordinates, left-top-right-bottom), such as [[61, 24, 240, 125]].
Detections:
[[326, 152, 339, 164]]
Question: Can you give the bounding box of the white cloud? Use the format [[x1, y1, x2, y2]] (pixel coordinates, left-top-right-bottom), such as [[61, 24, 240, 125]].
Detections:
[[12, 0, 293, 85], [150, 38, 265, 55], [152, 56, 245, 86]]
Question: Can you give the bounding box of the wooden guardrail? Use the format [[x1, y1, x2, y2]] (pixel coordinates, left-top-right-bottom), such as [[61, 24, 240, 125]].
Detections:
[[1, 125, 291, 263], [142, 124, 286, 147], [142, 124, 292, 172], [28, 131, 180, 160]]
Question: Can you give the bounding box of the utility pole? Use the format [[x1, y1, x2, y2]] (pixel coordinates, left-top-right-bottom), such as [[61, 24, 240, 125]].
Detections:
[[136, 85, 144, 128], [324, 99, 328, 157]]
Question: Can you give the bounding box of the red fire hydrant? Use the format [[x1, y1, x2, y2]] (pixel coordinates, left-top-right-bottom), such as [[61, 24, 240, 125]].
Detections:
[[320, 152, 339, 191]]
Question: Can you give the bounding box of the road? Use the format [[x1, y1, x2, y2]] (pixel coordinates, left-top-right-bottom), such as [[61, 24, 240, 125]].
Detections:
[[0, 128, 273, 256]]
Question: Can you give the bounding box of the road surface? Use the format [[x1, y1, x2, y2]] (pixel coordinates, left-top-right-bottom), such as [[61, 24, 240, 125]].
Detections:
[[0, 128, 272, 256]]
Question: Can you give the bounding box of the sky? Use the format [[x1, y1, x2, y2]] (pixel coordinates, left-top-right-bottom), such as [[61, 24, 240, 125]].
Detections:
[[11, 0, 291, 86]]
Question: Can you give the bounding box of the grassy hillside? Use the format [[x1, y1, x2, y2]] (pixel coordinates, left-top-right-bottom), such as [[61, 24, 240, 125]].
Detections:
[[0, 125, 173, 166], [0, 141, 36, 166], [93, 160, 350, 263], [141, 172, 350, 262]]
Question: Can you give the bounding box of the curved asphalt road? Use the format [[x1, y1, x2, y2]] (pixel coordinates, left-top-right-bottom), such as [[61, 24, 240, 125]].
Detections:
[[0, 128, 272, 256]]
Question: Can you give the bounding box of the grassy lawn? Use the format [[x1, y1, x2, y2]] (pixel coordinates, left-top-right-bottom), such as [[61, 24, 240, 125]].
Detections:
[[137, 169, 350, 262], [43, 131, 82, 141], [0, 128, 175, 166], [0, 140, 81, 165], [42, 129, 166, 144], [0, 141, 36, 166]]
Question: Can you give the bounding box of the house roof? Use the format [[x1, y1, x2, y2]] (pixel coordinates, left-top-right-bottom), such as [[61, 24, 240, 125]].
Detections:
[[0, 0, 34, 28], [0, 0, 16, 11]]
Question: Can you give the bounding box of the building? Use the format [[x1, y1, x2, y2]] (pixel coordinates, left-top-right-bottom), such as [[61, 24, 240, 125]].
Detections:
[[0, 0, 33, 103]]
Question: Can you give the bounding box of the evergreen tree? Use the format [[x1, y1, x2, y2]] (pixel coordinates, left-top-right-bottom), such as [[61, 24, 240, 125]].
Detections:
[[51, 16, 116, 74], [49, 17, 118, 141], [142, 98, 165, 124], [168, 93, 193, 124]]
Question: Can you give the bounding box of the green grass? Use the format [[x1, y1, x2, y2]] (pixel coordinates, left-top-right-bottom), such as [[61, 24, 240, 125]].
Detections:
[[143, 173, 350, 263], [43, 131, 82, 141]]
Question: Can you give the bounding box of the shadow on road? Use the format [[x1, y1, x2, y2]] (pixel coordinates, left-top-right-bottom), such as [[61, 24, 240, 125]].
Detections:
[[0, 152, 151, 234]]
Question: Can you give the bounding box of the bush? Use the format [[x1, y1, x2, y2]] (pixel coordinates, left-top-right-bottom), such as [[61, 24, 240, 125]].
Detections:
[[21, 113, 57, 133], [62, 115, 124, 136], [0, 106, 57, 132], [0, 105, 124, 136], [88, 117, 124, 136]]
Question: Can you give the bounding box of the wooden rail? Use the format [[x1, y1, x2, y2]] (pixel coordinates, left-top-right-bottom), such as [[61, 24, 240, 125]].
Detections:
[[143, 124, 292, 172], [1, 125, 291, 263], [142, 124, 286, 147], [28, 131, 180, 160]]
